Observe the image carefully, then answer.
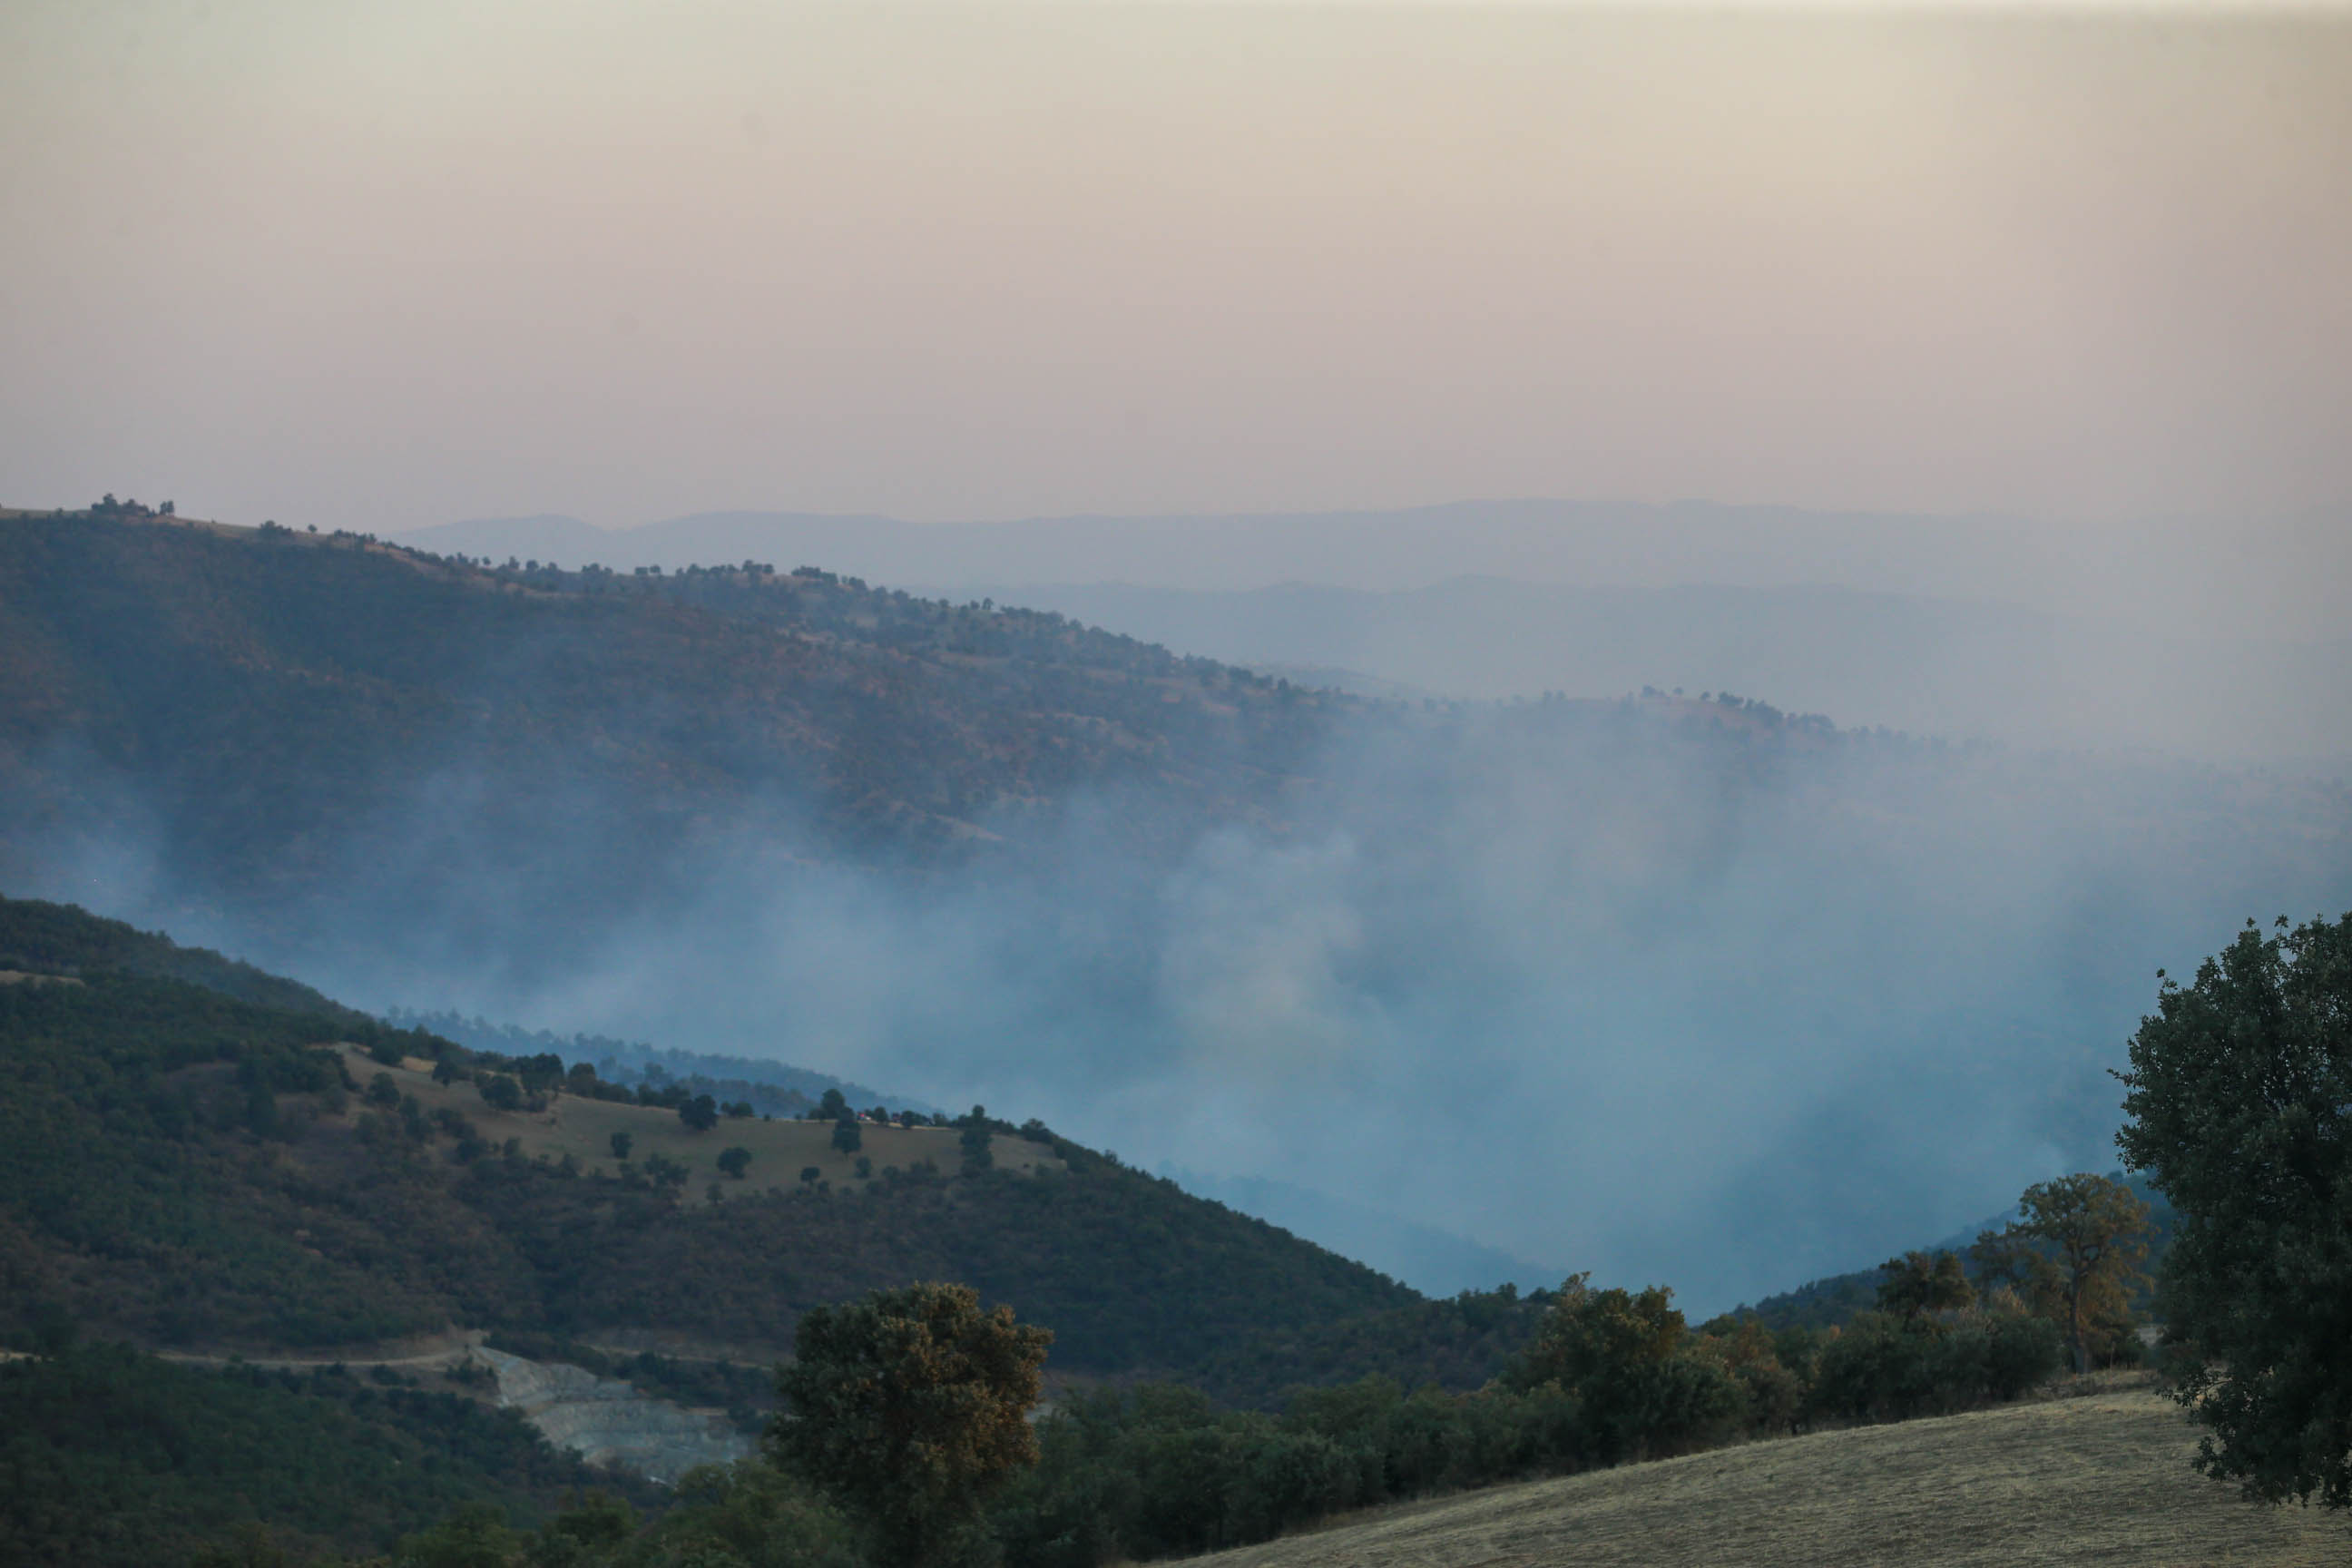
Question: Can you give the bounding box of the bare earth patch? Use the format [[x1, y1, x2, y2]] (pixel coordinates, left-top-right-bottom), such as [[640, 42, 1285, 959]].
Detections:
[[1184, 1381, 2352, 1568]]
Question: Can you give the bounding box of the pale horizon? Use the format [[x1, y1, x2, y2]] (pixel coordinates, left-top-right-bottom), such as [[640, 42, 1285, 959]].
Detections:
[[6, 2, 2348, 536]]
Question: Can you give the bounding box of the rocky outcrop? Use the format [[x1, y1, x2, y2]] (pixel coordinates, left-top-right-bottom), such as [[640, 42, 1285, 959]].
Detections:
[[474, 1347, 754, 1484]]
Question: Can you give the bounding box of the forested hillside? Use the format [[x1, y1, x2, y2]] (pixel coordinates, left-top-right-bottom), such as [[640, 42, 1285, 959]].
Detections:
[[0, 1348, 641, 1567], [0, 510, 1338, 897], [0, 896, 1477, 1401]]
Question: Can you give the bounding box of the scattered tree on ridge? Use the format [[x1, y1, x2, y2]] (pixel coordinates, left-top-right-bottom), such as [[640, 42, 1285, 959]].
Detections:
[[678, 1093, 719, 1132], [717, 1146, 751, 1180], [2119, 912, 2352, 1506], [831, 1116, 862, 1154]]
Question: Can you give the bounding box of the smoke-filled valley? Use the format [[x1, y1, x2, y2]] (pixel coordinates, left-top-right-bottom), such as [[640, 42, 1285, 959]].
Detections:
[[6, 511, 2345, 1313]]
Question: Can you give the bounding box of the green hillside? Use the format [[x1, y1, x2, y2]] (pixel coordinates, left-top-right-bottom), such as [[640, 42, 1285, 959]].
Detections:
[[0, 895, 1437, 1397], [0, 1346, 642, 1567], [0, 896, 358, 1021]]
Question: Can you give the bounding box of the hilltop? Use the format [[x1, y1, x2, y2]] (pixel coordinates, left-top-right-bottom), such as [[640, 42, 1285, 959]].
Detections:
[[0, 507, 1344, 873]]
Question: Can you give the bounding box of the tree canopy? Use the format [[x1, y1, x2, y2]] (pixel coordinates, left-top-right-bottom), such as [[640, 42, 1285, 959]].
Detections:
[[769, 1282, 1053, 1566], [2118, 912, 2352, 1506], [1876, 1250, 1975, 1326], [1972, 1174, 2150, 1375]]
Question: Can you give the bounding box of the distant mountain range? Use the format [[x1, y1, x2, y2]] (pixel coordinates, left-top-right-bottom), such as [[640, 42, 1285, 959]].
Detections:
[[986, 578, 2352, 762], [393, 501, 2350, 648], [397, 505, 2352, 761]]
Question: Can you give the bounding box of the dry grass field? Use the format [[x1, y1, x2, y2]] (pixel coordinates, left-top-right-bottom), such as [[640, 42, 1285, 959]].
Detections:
[[336, 1045, 1060, 1201], [1187, 1379, 2352, 1568]]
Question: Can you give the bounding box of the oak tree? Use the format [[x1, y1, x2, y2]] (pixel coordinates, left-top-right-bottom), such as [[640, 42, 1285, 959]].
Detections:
[[769, 1282, 1052, 1566], [1972, 1173, 2150, 1374], [2119, 913, 2352, 1505]]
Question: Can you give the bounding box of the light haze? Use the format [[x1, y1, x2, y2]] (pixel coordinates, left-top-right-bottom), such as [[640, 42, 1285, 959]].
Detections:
[[5, 3, 2348, 533]]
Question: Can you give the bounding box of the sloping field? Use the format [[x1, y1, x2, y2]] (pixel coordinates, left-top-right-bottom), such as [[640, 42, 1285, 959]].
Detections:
[[1188, 1380, 2352, 1568], [341, 1045, 1060, 1200]]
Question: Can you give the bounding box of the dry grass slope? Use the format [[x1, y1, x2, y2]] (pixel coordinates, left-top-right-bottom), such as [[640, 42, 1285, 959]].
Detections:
[[342, 1047, 1060, 1201], [1187, 1379, 2352, 1568]]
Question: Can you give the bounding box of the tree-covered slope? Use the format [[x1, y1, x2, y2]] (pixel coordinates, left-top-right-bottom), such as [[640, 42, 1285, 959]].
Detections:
[[0, 1346, 635, 1567], [0, 896, 1438, 1400], [0, 512, 1340, 905], [0, 896, 356, 1019]]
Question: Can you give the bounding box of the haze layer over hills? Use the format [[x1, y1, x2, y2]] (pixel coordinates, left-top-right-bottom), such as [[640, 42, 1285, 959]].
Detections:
[[6, 510, 2350, 1310], [401, 503, 2352, 762]]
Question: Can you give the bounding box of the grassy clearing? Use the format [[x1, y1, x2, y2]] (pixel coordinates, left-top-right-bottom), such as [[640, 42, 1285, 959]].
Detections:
[[338, 1046, 1060, 1201], [1185, 1377, 2352, 1568]]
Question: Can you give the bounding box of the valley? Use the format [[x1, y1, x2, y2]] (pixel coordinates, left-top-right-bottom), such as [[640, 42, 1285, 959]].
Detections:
[[10, 7, 2350, 1561]]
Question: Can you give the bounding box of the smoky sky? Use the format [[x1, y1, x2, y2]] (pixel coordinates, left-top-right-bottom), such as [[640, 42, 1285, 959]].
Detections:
[[32, 691, 2350, 1316], [4, 4, 2350, 531]]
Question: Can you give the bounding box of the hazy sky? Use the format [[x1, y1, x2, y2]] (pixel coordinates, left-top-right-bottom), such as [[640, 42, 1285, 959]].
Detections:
[[5, 3, 2348, 534]]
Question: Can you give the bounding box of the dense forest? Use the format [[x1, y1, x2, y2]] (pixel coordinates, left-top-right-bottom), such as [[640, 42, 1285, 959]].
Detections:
[[0, 1347, 647, 1567]]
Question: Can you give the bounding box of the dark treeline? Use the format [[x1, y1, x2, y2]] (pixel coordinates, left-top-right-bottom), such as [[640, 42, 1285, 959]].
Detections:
[[0, 1345, 650, 1567], [989, 1283, 2068, 1566], [345, 1265, 2078, 1568]]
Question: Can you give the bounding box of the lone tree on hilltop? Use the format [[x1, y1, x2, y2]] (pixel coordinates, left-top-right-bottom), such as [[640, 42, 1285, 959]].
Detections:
[[818, 1086, 848, 1121], [769, 1282, 1052, 1567], [1973, 1173, 2150, 1375], [1877, 1250, 1975, 1326], [2119, 912, 2352, 1506], [678, 1093, 719, 1132]]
